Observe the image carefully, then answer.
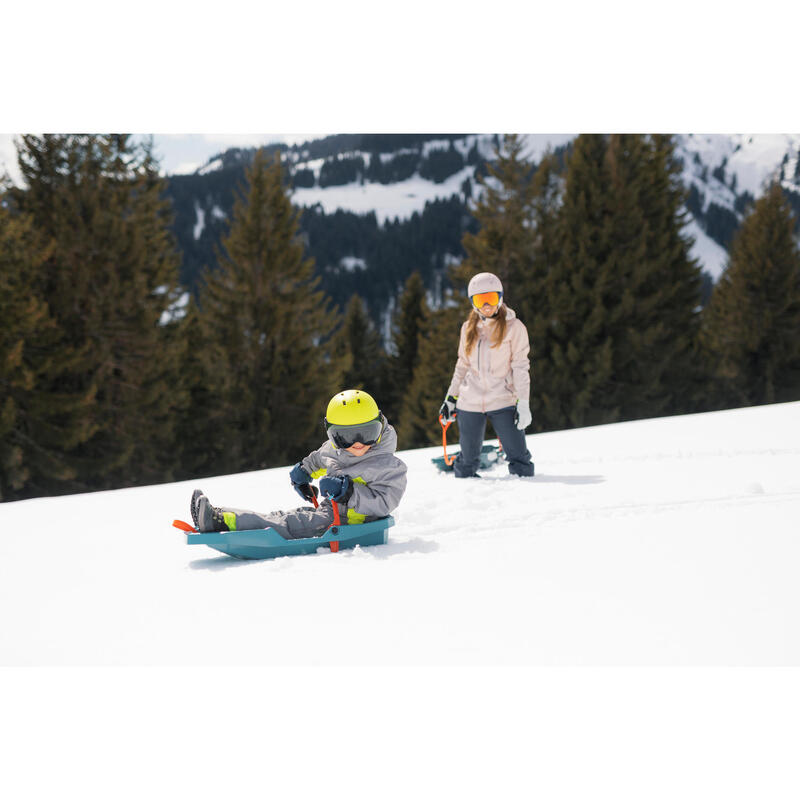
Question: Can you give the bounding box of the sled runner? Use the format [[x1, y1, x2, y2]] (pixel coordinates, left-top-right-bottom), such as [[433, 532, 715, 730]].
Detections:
[[173, 515, 394, 560], [432, 414, 504, 472]]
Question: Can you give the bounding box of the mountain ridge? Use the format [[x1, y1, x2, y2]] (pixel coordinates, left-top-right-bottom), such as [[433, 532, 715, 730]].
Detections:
[[164, 133, 800, 325]]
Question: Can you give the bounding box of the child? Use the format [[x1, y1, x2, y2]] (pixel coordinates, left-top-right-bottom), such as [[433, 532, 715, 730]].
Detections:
[[190, 389, 408, 538]]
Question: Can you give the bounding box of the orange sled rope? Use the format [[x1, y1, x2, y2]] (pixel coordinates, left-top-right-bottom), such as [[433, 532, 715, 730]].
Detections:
[[439, 414, 457, 466]]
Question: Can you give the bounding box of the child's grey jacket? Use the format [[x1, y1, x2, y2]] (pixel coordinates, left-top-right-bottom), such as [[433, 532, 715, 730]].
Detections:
[[301, 421, 408, 524], [216, 421, 407, 540]]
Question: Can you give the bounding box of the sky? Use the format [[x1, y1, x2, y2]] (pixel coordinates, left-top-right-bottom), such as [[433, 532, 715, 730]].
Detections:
[[0, 133, 316, 185]]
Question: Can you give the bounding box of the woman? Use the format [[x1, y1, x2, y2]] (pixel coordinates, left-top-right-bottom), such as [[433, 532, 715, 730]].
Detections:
[[439, 272, 534, 478]]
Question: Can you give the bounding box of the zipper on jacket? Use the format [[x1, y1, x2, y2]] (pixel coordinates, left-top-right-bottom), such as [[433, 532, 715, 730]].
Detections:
[[478, 334, 486, 412]]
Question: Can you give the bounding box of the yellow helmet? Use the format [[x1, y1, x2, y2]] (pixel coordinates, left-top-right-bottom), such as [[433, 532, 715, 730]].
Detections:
[[326, 389, 380, 425], [324, 390, 384, 448]]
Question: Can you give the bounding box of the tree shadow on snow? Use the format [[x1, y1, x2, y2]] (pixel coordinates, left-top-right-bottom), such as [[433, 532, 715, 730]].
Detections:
[[530, 474, 605, 485], [479, 473, 605, 485]]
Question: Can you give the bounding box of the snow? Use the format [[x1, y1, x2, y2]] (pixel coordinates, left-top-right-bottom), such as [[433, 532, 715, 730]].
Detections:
[[1, 401, 798, 667], [339, 255, 366, 271], [158, 291, 190, 325], [683, 215, 729, 279], [678, 133, 800, 199], [171, 160, 202, 175], [192, 201, 205, 240], [291, 156, 325, 176], [198, 156, 224, 176], [2, 402, 799, 799], [288, 135, 576, 222], [292, 166, 475, 223], [520, 132, 576, 161]]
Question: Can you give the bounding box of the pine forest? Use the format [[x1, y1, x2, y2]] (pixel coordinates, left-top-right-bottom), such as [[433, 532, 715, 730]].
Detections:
[[2, 133, 800, 501]]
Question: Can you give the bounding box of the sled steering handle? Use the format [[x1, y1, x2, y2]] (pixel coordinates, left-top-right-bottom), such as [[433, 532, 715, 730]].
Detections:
[[439, 413, 457, 466], [328, 494, 341, 526], [310, 486, 339, 526]]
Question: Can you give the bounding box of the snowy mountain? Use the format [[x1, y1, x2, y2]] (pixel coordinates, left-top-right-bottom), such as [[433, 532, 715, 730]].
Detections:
[[2, 400, 798, 666], [175, 133, 800, 289], [674, 133, 800, 278]]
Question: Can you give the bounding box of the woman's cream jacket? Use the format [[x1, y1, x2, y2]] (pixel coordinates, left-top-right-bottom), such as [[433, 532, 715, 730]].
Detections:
[[446, 307, 531, 413]]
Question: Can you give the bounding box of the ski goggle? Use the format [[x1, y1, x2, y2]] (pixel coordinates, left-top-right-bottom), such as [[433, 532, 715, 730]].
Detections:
[[471, 291, 501, 308], [324, 414, 384, 449]]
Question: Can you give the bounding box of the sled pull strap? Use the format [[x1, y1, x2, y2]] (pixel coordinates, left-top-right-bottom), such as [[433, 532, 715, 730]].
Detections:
[[173, 519, 198, 533], [439, 414, 457, 466]]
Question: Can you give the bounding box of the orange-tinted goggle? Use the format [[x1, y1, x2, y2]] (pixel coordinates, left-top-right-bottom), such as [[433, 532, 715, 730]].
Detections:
[[471, 291, 501, 308]]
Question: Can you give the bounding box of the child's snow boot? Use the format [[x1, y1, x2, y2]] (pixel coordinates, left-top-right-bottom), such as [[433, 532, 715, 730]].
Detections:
[[191, 489, 230, 532]]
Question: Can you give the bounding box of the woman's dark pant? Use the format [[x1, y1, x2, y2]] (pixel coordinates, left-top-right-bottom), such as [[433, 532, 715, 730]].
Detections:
[[454, 406, 535, 478]]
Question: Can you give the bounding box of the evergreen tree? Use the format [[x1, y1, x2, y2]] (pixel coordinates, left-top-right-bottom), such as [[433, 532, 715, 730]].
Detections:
[[538, 134, 703, 430], [396, 304, 464, 449], [9, 134, 187, 493], [701, 183, 800, 407], [382, 271, 428, 423], [631, 134, 705, 416], [366, 151, 384, 183], [516, 151, 565, 431], [537, 134, 619, 429], [337, 294, 385, 395], [171, 299, 224, 480], [195, 149, 341, 473], [0, 204, 67, 499], [456, 133, 537, 292]]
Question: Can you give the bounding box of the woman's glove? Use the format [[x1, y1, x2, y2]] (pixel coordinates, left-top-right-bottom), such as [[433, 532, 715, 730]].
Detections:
[[319, 474, 354, 503], [514, 401, 532, 431], [290, 463, 318, 503], [439, 394, 457, 421]]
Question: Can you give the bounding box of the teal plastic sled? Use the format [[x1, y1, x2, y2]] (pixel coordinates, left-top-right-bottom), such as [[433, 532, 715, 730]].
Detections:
[[184, 516, 394, 560], [431, 443, 503, 472]]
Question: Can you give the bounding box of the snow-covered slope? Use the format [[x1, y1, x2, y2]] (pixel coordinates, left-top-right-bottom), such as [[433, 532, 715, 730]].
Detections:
[[2, 401, 798, 666], [282, 132, 799, 279], [288, 134, 575, 224], [677, 133, 800, 199], [292, 165, 476, 224]]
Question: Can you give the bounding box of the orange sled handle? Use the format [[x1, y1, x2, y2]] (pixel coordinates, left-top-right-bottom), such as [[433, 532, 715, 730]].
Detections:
[[439, 414, 457, 466]]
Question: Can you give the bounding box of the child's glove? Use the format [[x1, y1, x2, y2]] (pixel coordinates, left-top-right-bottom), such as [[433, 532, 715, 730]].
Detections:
[[290, 463, 317, 503], [514, 401, 532, 431], [290, 463, 311, 485], [439, 394, 457, 421], [319, 474, 354, 503], [295, 483, 319, 504]]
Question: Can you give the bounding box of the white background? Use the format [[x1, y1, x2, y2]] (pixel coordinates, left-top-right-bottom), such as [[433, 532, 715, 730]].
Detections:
[[2, 3, 800, 796]]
